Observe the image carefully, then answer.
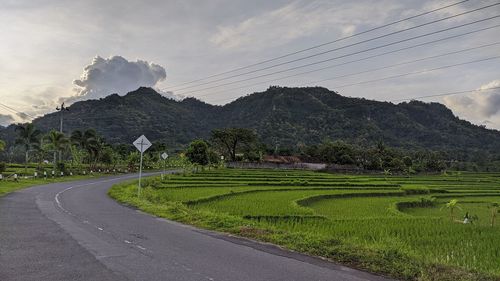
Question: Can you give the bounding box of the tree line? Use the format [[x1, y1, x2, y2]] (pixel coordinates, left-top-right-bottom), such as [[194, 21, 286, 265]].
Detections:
[[183, 127, 460, 173], [0, 123, 176, 175], [0, 123, 495, 175]]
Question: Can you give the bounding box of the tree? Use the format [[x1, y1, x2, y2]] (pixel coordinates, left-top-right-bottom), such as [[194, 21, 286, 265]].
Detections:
[[89, 137, 106, 168], [442, 199, 461, 221], [71, 129, 105, 167], [491, 203, 498, 227], [127, 151, 140, 171], [71, 129, 98, 161], [186, 139, 210, 165], [100, 146, 118, 168], [69, 144, 86, 171], [402, 156, 413, 168], [15, 123, 42, 173], [43, 130, 70, 165], [211, 128, 257, 161], [318, 140, 356, 165], [0, 139, 5, 152]]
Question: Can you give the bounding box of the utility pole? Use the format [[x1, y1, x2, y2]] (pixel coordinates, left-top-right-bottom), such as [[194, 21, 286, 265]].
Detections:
[[55, 102, 69, 162], [56, 102, 69, 134]]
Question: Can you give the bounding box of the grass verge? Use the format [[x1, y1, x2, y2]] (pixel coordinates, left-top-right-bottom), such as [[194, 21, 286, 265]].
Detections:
[[0, 173, 110, 197]]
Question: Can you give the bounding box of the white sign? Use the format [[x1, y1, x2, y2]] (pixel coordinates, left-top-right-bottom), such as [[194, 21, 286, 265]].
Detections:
[[133, 135, 152, 153], [133, 134, 152, 197], [161, 152, 169, 160]]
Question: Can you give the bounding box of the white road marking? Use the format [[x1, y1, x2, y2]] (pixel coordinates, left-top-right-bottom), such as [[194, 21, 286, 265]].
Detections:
[[124, 240, 132, 244], [54, 175, 138, 213], [136, 245, 147, 250]]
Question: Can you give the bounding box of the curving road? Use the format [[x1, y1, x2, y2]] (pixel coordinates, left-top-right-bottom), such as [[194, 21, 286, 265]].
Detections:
[[0, 173, 394, 281]]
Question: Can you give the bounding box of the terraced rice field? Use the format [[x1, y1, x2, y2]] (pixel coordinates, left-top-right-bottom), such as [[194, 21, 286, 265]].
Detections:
[[111, 169, 500, 279]]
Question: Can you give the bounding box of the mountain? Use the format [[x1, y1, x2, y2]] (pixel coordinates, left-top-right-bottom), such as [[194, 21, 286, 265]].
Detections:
[[2, 86, 500, 160]]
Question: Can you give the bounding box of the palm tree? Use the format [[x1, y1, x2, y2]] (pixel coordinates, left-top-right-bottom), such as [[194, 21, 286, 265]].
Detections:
[[88, 137, 106, 169], [70, 130, 84, 147], [71, 129, 99, 165], [15, 123, 42, 173], [44, 130, 70, 166], [442, 199, 462, 222]]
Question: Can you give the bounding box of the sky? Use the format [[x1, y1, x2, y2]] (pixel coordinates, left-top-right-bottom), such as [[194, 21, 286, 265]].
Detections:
[[0, 0, 499, 128]]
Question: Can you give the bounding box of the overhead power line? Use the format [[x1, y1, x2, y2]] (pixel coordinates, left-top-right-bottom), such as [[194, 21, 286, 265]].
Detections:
[[0, 102, 35, 119], [391, 86, 500, 102], [211, 56, 500, 104], [315, 56, 500, 89], [178, 15, 500, 97], [168, 2, 500, 93], [162, 0, 471, 90], [196, 35, 500, 99]]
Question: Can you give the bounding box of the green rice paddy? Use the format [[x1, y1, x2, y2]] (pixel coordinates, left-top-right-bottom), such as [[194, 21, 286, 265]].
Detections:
[[110, 169, 500, 280]]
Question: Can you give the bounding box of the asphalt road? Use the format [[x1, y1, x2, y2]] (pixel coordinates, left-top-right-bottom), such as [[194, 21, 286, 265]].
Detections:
[[0, 173, 394, 281]]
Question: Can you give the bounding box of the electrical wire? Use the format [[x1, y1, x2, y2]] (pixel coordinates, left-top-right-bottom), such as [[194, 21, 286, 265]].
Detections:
[[179, 16, 500, 97], [210, 56, 500, 103], [192, 27, 500, 99], [391, 86, 500, 102], [168, 2, 500, 93], [162, 0, 471, 90]]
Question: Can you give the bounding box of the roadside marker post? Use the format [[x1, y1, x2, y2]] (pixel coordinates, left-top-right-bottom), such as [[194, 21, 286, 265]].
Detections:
[[133, 135, 152, 197], [161, 152, 168, 180]]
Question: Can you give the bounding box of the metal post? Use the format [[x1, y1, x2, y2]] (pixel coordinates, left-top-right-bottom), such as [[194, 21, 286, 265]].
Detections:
[[138, 142, 144, 197], [163, 158, 166, 180]]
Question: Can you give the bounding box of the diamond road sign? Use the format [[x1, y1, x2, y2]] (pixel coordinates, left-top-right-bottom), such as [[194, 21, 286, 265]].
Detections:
[[161, 152, 169, 160], [133, 135, 152, 153]]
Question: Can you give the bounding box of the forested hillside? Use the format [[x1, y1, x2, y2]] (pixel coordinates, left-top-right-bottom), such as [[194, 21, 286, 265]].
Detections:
[[1, 86, 499, 161]]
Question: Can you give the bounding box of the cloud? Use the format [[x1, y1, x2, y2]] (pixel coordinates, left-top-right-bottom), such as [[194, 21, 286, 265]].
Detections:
[[444, 80, 500, 129], [210, 0, 400, 50], [0, 114, 15, 126], [69, 55, 167, 102], [160, 90, 184, 101]]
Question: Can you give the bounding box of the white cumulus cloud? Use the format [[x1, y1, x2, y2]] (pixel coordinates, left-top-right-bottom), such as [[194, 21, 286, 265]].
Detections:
[[70, 55, 167, 102], [0, 114, 15, 127], [444, 80, 500, 129]]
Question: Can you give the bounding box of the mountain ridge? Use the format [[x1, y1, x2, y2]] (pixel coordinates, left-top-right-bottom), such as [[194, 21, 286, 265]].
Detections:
[[1, 86, 499, 161]]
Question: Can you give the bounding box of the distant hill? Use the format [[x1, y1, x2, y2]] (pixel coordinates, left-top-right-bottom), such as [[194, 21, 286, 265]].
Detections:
[[1, 86, 499, 160]]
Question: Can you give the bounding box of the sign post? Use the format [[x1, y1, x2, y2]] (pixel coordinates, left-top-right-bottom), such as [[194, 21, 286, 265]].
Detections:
[[133, 135, 152, 197], [161, 152, 168, 180]]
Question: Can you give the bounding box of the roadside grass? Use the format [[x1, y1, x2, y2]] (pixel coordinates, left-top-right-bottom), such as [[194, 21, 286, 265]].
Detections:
[[108, 169, 500, 281], [0, 174, 110, 197]]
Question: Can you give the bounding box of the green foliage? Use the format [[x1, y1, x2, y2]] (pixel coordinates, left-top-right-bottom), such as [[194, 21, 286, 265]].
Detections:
[[0, 162, 6, 173], [186, 139, 210, 165], [15, 123, 42, 171], [443, 199, 462, 221], [56, 162, 66, 173], [318, 140, 356, 164], [43, 130, 70, 153], [15, 123, 42, 152], [2, 87, 500, 171], [110, 169, 500, 280], [100, 146, 118, 167], [210, 128, 259, 161]]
